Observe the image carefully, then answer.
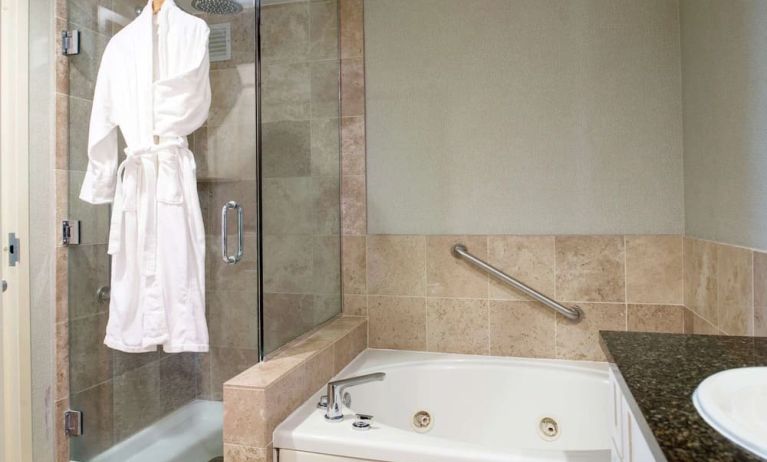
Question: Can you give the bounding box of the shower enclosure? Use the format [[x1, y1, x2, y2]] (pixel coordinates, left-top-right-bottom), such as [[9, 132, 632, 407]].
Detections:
[[63, 0, 341, 459]]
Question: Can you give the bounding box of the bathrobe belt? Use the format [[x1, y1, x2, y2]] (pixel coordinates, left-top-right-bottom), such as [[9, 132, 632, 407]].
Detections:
[[108, 137, 190, 276]]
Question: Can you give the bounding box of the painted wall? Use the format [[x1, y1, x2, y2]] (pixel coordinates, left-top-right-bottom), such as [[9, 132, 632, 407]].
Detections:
[[364, 0, 684, 235], [681, 0, 767, 250]]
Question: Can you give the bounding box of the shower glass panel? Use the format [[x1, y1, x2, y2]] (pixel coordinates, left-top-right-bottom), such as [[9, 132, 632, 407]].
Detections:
[[66, 0, 340, 458], [260, 0, 342, 355], [65, 0, 259, 460]]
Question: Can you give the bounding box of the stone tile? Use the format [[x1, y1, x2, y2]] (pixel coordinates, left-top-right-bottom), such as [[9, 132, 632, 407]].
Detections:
[[68, 171, 110, 244], [341, 116, 365, 176], [224, 443, 271, 462], [263, 293, 314, 355], [342, 235, 366, 295], [313, 235, 342, 294], [311, 117, 341, 177], [334, 321, 367, 373], [368, 296, 426, 350], [55, 94, 68, 170], [340, 58, 364, 117], [314, 175, 341, 235], [341, 174, 366, 235], [261, 61, 310, 123], [367, 235, 425, 296], [627, 304, 684, 334], [625, 235, 683, 305], [68, 95, 91, 171], [684, 237, 718, 324], [208, 9, 256, 54], [112, 349, 165, 377], [427, 298, 489, 355], [263, 177, 316, 235], [427, 235, 488, 298], [489, 300, 556, 359], [207, 290, 260, 349], [755, 305, 767, 337], [717, 244, 753, 336], [310, 0, 339, 60], [67, 28, 108, 100], [555, 236, 625, 303], [67, 243, 109, 319], [223, 386, 268, 447], [340, 0, 364, 59], [262, 234, 314, 293], [113, 362, 163, 442], [199, 180, 259, 235], [683, 308, 718, 335], [311, 60, 340, 118], [160, 353, 200, 415], [69, 312, 112, 393], [555, 303, 626, 361], [261, 2, 309, 62], [55, 399, 69, 462], [487, 235, 555, 301], [262, 120, 311, 178], [55, 322, 69, 401], [206, 233, 259, 291], [55, 246, 68, 322], [210, 348, 261, 400], [312, 294, 342, 327], [69, 381, 113, 461], [301, 343, 335, 397], [343, 294, 367, 316], [55, 17, 68, 94], [754, 251, 767, 336]]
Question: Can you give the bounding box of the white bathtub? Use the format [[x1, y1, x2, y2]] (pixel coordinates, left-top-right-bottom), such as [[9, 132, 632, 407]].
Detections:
[[274, 350, 610, 462]]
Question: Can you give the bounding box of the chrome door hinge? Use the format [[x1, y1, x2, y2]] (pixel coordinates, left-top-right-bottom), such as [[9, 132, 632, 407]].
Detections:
[[62, 220, 81, 246], [64, 409, 83, 437], [7, 233, 19, 267], [61, 30, 80, 55]]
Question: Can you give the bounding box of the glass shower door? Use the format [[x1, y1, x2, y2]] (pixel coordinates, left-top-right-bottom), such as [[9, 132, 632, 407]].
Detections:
[[65, 0, 258, 460]]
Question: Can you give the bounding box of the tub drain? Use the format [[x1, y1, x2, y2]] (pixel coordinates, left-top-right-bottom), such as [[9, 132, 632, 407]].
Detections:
[[412, 410, 433, 433], [538, 417, 560, 441]]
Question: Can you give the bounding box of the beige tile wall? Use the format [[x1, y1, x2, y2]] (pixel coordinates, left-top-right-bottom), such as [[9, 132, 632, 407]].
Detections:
[[345, 234, 686, 361], [684, 236, 766, 337]]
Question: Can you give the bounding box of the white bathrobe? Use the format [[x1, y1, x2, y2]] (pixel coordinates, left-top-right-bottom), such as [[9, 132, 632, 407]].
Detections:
[[80, 0, 211, 353]]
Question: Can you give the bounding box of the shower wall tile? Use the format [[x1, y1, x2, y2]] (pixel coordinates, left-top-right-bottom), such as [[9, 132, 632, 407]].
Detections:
[[67, 27, 108, 101], [341, 174, 366, 235], [555, 235, 625, 303], [368, 296, 426, 350], [262, 120, 312, 178], [261, 2, 309, 62], [262, 234, 314, 293], [313, 235, 342, 294], [343, 294, 367, 317], [309, 0, 339, 60], [489, 300, 556, 359], [55, 398, 70, 462], [206, 233, 259, 291], [339, 0, 363, 60], [210, 347, 261, 401], [68, 171, 110, 244], [625, 235, 683, 305], [340, 58, 365, 117], [159, 353, 200, 414], [112, 350, 166, 377], [366, 235, 425, 296], [555, 303, 626, 361], [487, 235, 555, 301], [67, 0, 111, 34], [627, 304, 685, 334], [67, 243, 109, 319], [341, 235, 366, 295], [69, 381, 114, 461], [263, 293, 313, 353], [427, 235, 488, 299], [67, 95, 91, 171], [261, 61, 311, 123], [310, 60, 341, 118], [207, 290, 259, 350], [311, 118, 340, 177], [262, 177, 316, 235], [55, 94, 68, 169], [208, 9, 256, 54], [755, 251, 767, 336], [314, 175, 341, 234], [69, 312, 112, 393], [55, 322, 69, 401], [426, 298, 489, 355], [113, 361, 164, 442], [341, 116, 365, 175]]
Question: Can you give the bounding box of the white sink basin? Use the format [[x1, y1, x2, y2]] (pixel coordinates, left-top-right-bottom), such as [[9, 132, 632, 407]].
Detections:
[[693, 367, 767, 459]]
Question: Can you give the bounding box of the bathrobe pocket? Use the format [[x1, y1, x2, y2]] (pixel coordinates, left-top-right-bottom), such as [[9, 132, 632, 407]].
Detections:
[[157, 152, 185, 205]]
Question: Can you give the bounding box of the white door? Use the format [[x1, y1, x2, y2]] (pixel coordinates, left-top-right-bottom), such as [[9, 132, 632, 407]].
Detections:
[[0, 0, 32, 458]]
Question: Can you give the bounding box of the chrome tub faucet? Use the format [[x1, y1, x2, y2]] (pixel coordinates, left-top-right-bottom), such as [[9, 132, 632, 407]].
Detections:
[[324, 372, 385, 421]]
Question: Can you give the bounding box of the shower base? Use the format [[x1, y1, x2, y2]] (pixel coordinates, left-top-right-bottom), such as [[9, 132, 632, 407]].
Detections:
[[85, 400, 223, 462]]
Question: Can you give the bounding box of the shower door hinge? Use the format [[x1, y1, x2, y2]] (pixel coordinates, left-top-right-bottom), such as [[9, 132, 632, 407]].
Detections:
[[64, 410, 83, 437], [7, 233, 19, 267], [61, 30, 80, 55], [62, 220, 81, 246]]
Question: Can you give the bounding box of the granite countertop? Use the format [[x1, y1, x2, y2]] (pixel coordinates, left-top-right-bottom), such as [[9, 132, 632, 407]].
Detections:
[[600, 331, 767, 462]]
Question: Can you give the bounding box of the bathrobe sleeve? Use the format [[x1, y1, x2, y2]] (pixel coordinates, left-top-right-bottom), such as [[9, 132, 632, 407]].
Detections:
[[153, 25, 211, 137], [79, 44, 119, 204]]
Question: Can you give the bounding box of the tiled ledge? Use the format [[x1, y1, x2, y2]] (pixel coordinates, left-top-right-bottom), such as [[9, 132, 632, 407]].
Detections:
[[223, 316, 367, 462]]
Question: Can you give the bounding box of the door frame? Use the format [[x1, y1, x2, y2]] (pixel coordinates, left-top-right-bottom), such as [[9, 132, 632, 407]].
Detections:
[[0, 0, 34, 457]]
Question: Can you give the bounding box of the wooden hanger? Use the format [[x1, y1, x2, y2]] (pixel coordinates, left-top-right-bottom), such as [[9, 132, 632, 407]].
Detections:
[[152, 0, 165, 14]]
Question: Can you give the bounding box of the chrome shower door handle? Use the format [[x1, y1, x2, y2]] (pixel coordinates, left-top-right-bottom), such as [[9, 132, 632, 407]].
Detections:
[[221, 201, 244, 264]]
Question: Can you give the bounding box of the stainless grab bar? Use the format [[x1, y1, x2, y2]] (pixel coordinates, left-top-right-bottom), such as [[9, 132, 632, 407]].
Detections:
[[221, 201, 244, 264], [452, 244, 583, 322]]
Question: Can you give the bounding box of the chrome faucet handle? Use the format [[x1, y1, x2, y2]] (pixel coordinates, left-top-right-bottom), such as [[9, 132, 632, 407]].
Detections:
[[352, 413, 374, 430], [317, 395, 328, 409]]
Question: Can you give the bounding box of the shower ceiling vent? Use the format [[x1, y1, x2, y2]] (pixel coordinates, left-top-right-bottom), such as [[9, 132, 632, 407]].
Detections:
[[208, 23, 232, 62]]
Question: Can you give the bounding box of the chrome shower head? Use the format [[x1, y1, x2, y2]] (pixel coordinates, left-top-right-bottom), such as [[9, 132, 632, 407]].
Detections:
[[191, 0, 242, 15]]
